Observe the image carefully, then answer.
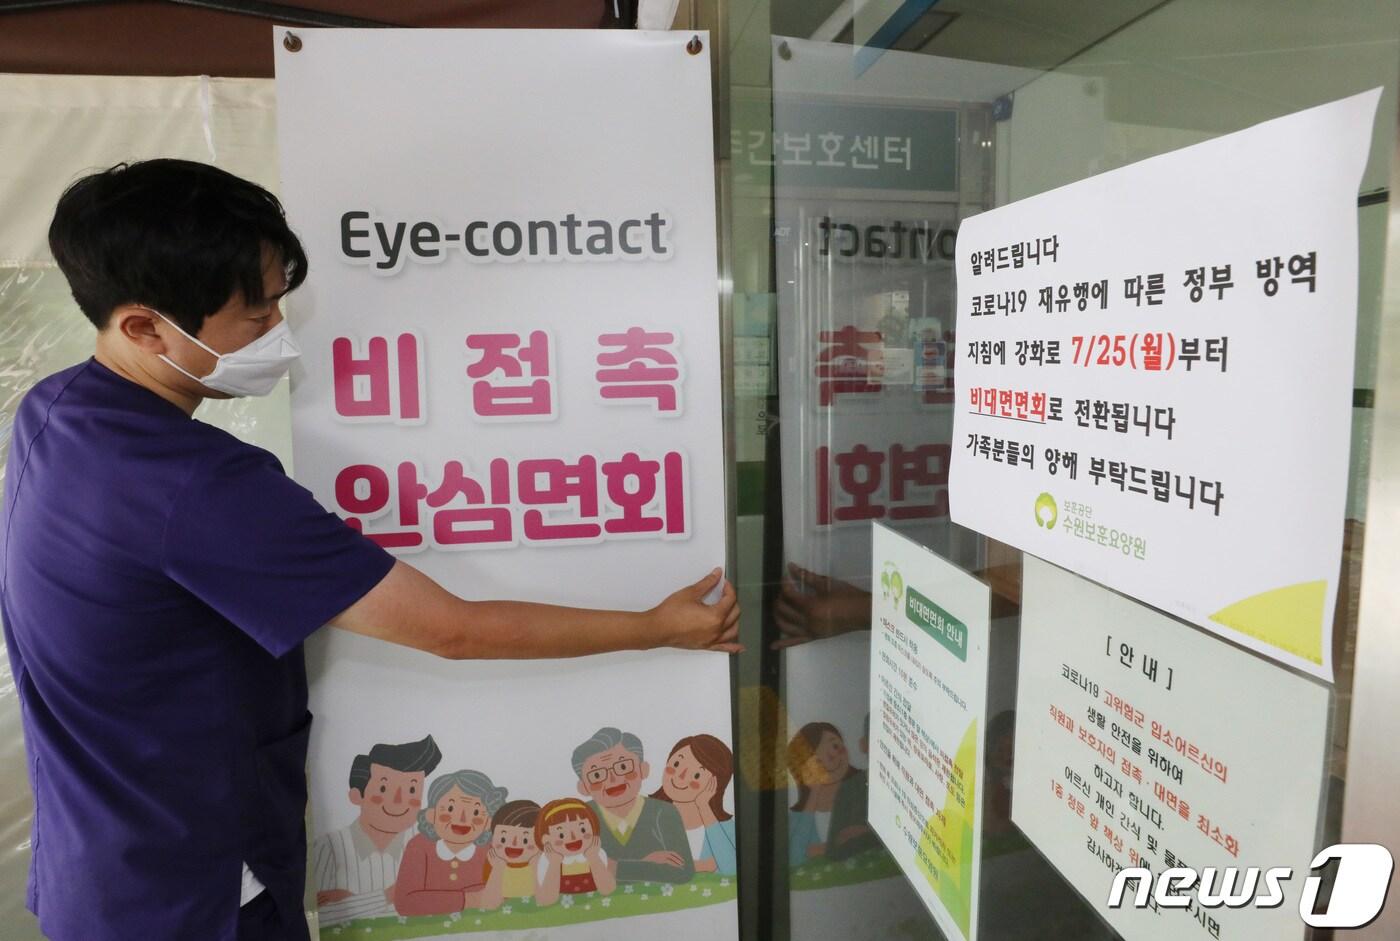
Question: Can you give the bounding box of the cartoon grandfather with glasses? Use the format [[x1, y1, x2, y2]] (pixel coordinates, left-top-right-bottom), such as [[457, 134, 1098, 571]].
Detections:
[[571, 727, 694, 884]]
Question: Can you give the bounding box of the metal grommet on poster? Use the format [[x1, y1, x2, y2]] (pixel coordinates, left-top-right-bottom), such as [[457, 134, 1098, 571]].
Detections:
[[283, 32, 303, 53], [686, 35, 703, 56], [777, 40, 792, 61]]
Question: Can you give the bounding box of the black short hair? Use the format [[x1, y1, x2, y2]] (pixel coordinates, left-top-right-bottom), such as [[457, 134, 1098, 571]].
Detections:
[[48, 159, 308, 333], [348, 734, 443, 795]]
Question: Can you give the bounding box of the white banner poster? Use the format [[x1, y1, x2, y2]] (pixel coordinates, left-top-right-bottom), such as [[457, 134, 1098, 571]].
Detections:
[[275, 29, 735, 941], [949, 90, 1381, 680], [868, 522, 988, 941], [1013, 557, 1330, 941]]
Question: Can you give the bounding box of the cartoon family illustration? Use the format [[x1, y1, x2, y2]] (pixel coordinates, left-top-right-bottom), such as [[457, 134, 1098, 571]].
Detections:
[[314, 727, 738, 925], [786, 717, 880, 867]]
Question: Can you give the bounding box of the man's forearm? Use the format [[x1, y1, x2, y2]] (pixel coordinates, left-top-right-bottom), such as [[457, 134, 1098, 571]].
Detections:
[[333, 560, 737, 659], [333, 561, 670, 659], [438, 599, 664, 660]]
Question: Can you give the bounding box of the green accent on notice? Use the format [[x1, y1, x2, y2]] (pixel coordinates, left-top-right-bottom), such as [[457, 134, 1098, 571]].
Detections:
[[905, 586, 967, 662]]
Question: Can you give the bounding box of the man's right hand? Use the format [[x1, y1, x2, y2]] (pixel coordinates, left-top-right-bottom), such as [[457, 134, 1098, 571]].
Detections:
[[649, 568, 741, 653], [772, 563, 872, 650], [317, 889, 353, 906]]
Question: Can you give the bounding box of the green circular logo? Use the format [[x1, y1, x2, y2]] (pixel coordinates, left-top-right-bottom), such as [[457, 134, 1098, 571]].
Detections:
[[1034, 492, 1058, 530]]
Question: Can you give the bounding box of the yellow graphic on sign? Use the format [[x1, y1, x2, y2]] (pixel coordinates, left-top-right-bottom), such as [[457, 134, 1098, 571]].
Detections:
[[915, 719, 977, 936], [1209, 579, 1327, 665]]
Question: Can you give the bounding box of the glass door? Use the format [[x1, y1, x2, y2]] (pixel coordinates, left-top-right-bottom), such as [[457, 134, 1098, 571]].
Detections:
[[712, 2, 1400, 939]]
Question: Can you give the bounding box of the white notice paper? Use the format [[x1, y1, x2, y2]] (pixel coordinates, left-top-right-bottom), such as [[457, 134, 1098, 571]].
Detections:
[[950, 90, 1381, 680], [1012, 557, 1330, 941], [868, 523, 988, 941]]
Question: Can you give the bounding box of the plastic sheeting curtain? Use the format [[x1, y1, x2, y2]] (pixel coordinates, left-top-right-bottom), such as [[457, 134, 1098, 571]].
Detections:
[[0, 73, 290, 937]]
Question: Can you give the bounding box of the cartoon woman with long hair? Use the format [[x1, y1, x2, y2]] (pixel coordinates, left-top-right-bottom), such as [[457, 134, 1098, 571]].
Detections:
[[786, 722, 875, 867], [651, 734, 737, 875]]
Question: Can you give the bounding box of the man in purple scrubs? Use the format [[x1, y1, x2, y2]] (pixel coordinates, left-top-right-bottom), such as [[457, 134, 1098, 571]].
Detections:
[[0, 159, 740, 941]]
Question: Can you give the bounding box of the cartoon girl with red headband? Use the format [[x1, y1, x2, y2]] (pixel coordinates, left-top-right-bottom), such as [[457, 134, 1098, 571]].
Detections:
[[534, 798, 617, 905]]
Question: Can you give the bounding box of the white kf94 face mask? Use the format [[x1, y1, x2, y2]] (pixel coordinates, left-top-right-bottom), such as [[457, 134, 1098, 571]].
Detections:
[[149, 308, 301, 397]]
